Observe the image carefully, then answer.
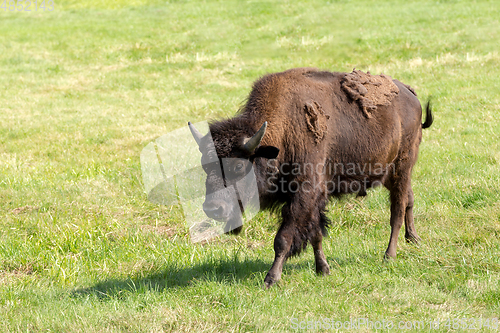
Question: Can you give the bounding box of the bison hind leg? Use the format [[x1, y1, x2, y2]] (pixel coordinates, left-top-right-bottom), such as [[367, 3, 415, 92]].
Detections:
[[404, 187, 421, 244]]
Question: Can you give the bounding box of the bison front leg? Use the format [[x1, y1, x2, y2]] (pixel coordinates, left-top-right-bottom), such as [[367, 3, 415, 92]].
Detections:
[[263, 210, 294, 289], [264, 191, 329, 289], [311, 230, 330, 276]]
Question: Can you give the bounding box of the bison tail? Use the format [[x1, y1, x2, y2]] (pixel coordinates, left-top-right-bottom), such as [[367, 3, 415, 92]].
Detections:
[[422, 99, 434, 129]]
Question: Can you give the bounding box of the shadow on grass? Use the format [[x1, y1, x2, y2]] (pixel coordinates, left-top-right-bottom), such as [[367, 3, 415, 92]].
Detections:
[[71, 257, 271, 300], [70, 251, 387, 300]]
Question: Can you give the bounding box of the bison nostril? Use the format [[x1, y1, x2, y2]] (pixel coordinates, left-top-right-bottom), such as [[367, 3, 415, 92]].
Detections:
[[203, 205, 224, 219]]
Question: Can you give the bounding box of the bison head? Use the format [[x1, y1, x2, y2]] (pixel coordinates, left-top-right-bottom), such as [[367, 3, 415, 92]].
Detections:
[[188, 121, 279, 234]]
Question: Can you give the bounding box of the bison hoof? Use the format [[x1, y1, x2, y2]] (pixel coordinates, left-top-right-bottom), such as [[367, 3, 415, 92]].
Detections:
[[383, 251, 397, 261], [263, 274, 279, 289], [316, 264, 330, 276], [405, 233, 421, 244]]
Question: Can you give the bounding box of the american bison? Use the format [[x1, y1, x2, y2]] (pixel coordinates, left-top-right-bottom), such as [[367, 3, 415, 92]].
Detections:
[[188, 68, 433, 288]]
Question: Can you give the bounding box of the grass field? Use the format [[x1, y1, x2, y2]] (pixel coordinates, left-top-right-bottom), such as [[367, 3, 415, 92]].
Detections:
[[1, 0, 500, 331]]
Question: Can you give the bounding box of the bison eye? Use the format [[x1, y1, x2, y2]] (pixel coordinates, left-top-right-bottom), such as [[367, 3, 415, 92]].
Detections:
[[234, 163, 244, 173]]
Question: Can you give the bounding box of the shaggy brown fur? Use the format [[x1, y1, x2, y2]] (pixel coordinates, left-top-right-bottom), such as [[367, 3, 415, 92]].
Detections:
[[341, 69, 400, 118], [190, 67, 433, 289]]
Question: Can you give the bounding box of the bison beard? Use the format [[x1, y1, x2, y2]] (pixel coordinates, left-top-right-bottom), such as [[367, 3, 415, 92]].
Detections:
[[188, 68, 433, 289]]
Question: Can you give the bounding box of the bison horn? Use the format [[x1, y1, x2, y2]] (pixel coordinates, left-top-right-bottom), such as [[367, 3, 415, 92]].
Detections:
[[188, 122, 204, 146], [243, 121, 267, 153]]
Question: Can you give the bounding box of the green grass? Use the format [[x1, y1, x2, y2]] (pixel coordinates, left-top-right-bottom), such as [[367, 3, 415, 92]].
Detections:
[[1, 0, 500, 331]]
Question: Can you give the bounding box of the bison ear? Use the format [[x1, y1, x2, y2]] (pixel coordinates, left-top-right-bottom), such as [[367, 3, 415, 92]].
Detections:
[[254, 146, 279, 160]]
